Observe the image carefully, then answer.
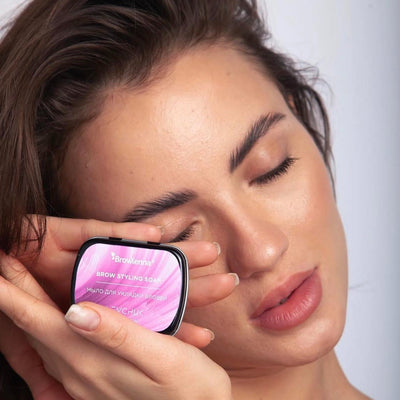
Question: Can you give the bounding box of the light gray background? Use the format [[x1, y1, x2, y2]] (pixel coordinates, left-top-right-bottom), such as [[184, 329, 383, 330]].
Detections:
[[1, 1, 399, 399], [264, 2, 400, 399]]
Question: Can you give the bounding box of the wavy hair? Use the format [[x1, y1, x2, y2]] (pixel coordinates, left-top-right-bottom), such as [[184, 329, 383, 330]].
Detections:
[[0, 2, 333, 395]]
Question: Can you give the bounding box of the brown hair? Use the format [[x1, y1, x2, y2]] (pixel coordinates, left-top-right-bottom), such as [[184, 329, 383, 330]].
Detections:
[[0, 1, 333, 397], [0, 0, 333, 255]]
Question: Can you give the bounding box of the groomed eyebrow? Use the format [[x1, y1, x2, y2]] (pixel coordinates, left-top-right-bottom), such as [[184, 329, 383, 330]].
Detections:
[[123, 190, 196, 222], [122, 112, 285, 222], [229, 112, 286, 173]]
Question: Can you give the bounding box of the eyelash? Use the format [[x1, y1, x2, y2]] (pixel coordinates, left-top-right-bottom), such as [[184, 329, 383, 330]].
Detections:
[[251, 156, 298, 186], [170, 157, 298, 242], [169, 225, 195, 243]]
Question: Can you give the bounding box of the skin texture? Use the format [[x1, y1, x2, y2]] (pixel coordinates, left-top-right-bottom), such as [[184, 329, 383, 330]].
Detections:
[[59, 45, 367, 398], [0, 219, 236, 400]]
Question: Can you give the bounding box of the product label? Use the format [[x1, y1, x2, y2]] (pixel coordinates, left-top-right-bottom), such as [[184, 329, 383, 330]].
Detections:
[[73, 243, 182, 331]]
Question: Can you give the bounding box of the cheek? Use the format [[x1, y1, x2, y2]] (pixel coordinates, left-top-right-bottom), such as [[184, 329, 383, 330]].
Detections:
[[277, 141, 344, 257], [282, 145, 348, 324], [265, 135, 348, 299], [302, 155, 347, 272]]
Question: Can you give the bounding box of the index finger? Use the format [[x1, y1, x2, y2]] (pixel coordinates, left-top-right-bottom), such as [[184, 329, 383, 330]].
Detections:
[[46, 216, 162, 251], [171, 241, 220, 269]]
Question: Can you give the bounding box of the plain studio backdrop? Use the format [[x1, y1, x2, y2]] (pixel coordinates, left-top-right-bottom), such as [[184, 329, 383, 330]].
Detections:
[[1, 1, 399, 399]]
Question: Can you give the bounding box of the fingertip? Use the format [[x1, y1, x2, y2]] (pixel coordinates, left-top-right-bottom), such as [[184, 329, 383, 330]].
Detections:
[[175, 323, 215, 348], [203, 328, 215, 342], [228, 273, 240, 287], [194, 328, 215, 348], [212, 242, 221, 256], [156, 225, 165, 236], [148, 224, 163, 239], [65, 304, 100, 331], [197, 241, 220, 259], [126, 223, 162, 242]]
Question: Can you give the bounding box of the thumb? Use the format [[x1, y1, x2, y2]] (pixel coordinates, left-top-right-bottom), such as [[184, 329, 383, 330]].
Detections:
[[64, 302, 189, 381]]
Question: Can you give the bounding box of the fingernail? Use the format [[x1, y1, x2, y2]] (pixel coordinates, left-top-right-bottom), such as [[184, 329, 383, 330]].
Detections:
[[204, 328, 215, 341], [65, 304, 100, 331], [156, 225, 165, 236], [213, 241, 221, 255], [228, 272, 240, 286]]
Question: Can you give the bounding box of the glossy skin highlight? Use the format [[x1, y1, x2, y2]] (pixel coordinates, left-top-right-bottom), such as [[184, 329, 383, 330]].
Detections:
[[62, 45, 349, 394]]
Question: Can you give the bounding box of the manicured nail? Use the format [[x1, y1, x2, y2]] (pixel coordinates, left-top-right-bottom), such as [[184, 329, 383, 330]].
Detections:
[[65, 304, 100, 331], [213, 241, 221, 255], [204, 328, 215, 341], [228, 273, 240, 286], [156, 225, 165, 236]]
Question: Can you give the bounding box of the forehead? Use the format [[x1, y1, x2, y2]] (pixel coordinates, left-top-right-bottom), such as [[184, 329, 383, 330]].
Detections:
[[62, 45, 289, 220]]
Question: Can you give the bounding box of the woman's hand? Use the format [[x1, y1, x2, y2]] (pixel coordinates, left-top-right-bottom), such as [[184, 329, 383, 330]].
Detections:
[[11, 215, 237, 345], [15, 216, 162, 311], [0, 220, 235, 400], [0, 250, 233, 400]]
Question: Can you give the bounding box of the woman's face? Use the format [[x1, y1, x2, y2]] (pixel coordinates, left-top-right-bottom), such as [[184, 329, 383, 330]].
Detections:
[[62, 46, 348, 372]]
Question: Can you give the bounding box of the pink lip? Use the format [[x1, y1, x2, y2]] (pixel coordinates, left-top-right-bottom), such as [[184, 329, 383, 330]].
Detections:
[[250, 267, 322, 331]]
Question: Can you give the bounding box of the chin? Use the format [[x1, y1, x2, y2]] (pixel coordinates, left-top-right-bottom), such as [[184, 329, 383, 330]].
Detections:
[[270, 314, 346, 367], [209, 311, 346, 371]]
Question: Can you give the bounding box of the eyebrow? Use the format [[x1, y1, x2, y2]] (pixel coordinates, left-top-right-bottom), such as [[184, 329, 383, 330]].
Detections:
[[229, 112, 286, 173], [123, 190, 196, 222], [123, 112, 285, 222]]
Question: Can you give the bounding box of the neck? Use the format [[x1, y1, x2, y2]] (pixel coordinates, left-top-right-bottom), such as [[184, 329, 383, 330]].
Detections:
[[229, 350, 353, 400]]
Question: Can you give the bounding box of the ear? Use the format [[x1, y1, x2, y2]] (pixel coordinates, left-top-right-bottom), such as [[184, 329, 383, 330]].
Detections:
[[287, 94, 297, 115]]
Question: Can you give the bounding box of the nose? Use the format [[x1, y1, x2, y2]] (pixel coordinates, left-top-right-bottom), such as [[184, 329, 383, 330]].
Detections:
[[223, 208, 289, 279]]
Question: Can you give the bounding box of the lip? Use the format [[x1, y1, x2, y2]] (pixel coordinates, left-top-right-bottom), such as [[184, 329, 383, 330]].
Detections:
[[251, 267, 322, 331]]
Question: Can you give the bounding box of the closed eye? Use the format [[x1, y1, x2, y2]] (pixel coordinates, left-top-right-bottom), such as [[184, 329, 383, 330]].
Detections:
[[168, 157, 298, 241], [251, 157, 298, 186], [168, 225, 196, 243]]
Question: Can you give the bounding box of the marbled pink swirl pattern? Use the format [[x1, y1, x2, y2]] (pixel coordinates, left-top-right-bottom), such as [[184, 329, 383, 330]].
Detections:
[[74, 243, 182, 331]]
